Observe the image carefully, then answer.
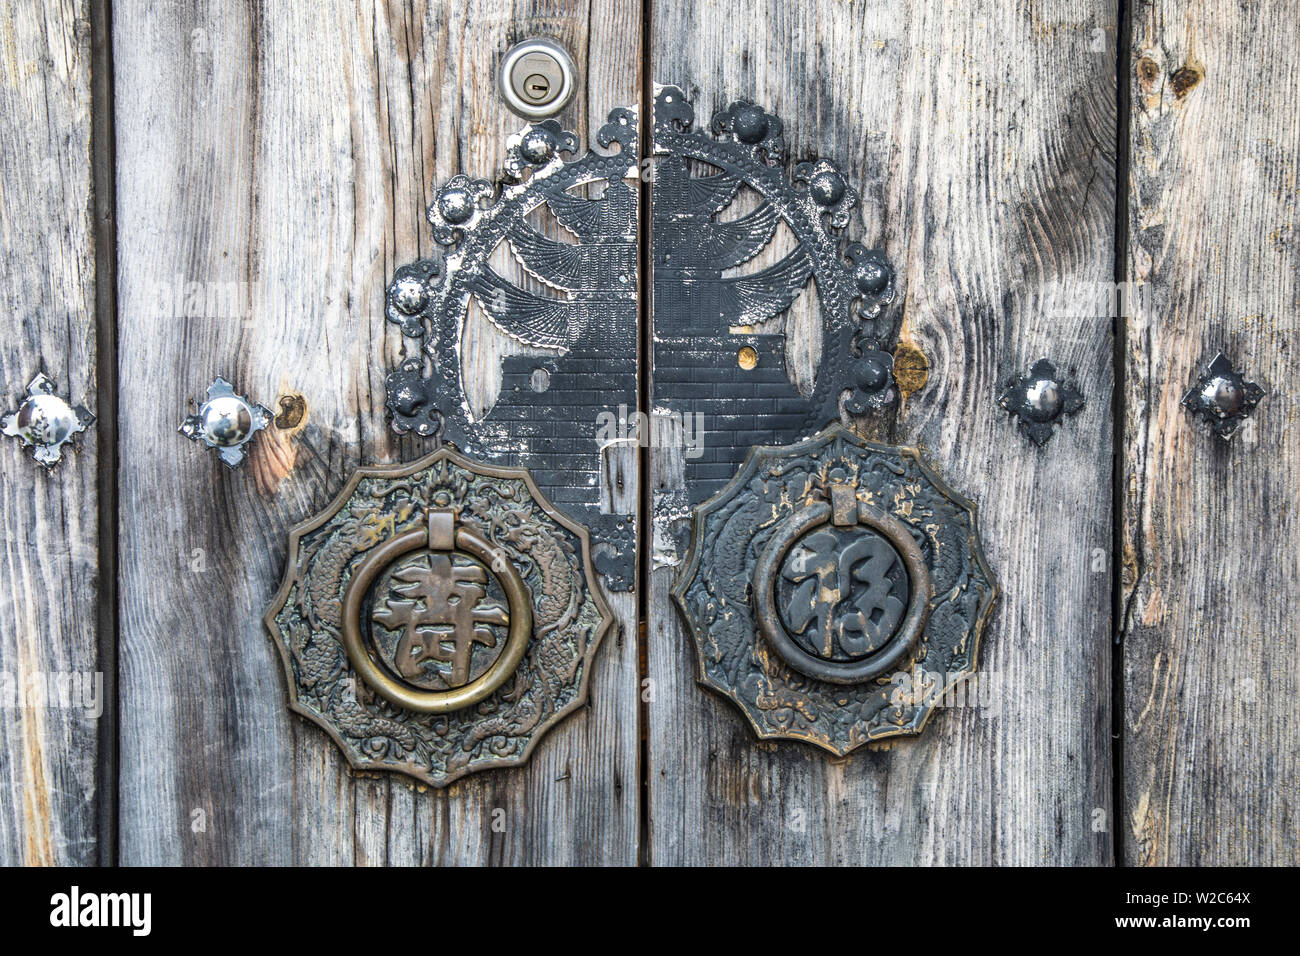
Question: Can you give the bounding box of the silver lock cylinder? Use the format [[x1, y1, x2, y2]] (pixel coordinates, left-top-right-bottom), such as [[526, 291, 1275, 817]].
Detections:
[[498, 38, 575, 119]]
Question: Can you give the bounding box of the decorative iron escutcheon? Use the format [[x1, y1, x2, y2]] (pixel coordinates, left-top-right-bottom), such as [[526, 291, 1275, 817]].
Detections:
[[657, 87, 997, 752], [265, 446, 613, 787], [383, 107, 641, 591]]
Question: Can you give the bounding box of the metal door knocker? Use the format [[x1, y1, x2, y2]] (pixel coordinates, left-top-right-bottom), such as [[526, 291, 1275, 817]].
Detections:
[[751, 482, 932, 684], [658, 88, 997, 752], [338, 507, 533, 714], [266, 445, 613, 787], [674, 426, 996, 753]]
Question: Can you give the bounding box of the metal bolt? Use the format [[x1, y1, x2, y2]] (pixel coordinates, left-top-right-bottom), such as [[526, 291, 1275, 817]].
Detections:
[[499, 38, 575, 119], [1181, 351, 1263, 439], [179, 377, 272, 468]]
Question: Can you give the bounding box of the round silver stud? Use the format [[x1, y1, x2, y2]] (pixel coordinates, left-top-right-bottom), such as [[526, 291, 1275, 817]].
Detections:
[[999, 358, 1085, 446], [13, 393, 81, 446], [199, 395, 254, 447], [180, 377, 272, 468], [390, 275, 428, 315], [2, 373, 94, 468], [1182, 351, 1263, 438], [1023, 378, 1064, 422], [1202, 376, 1244, 418]]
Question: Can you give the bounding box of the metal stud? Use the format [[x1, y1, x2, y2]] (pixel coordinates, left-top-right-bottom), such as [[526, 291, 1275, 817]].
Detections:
[[999, 358, 1085, 446], [842, 349, 897, 414], [1182, 351, 1263, 439], [1, 373, 94, 468], [179, 377, 272, 468]]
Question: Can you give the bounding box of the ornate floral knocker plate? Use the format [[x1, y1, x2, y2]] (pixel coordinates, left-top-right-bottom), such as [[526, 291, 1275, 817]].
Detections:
[[674, 426, 997, 754], [265, 446, 613, 787]]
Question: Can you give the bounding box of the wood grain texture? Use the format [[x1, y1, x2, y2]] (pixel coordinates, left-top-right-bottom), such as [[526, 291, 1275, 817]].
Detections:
[[1121, 0, 1299, 865], [648, 0, 1116, 864], [114, 0, 639, 865], [0, 0, 101, 866]]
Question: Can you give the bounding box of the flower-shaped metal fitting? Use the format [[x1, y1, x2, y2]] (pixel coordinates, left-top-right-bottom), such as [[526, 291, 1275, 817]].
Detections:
[[673, 424, 997, 753], [999, 358, 1085, 446], [1181, 351, 1264, 439], [264, 445, 614, 788], [2, 373, 94, 468], [179, 377, 272, 468]]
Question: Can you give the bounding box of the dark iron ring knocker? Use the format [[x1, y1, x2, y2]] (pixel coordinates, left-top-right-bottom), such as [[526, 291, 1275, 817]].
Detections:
[[752, 499, 932, 684], [341, 512, 533, 714]]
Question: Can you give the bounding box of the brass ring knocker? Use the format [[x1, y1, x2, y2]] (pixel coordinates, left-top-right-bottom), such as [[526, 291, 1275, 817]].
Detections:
[[341, 509, 532, 714], [752, 492, 931, 685]]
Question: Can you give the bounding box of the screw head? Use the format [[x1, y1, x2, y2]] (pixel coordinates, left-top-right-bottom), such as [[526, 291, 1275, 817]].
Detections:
[[199, 395, 254, 447], [809, 169, 846, 206], [731, 105, 769, 144], [390, 275, 428, 315]]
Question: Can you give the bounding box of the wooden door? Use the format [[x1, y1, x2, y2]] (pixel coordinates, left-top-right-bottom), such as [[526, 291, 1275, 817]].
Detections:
[[1, 0, 1294, 867]]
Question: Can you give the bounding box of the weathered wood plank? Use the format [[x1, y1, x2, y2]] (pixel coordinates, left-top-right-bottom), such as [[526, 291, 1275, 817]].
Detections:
[[115, 0, 639, 865], [1121, 0, 1300, 865], [648, 0, 1115, 864], [0, 0, 101, 867]]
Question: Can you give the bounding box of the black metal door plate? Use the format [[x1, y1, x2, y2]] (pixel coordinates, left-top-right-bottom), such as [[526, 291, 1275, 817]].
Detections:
[[383, 110, 641, 591]]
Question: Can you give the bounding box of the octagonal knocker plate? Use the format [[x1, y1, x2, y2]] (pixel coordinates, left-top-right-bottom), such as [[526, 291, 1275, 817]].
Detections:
[[673, 424, 997, 755], [265, 446, 614, 788]]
